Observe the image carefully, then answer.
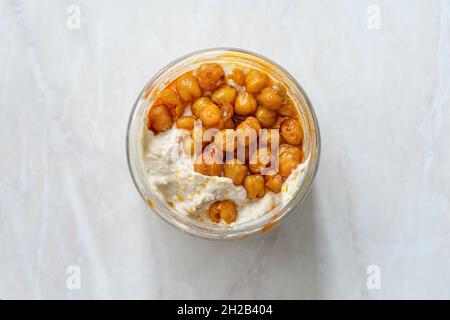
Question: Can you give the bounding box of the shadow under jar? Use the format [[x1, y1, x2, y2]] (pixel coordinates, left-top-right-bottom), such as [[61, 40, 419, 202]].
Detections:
[[126, 48, 320, 239]]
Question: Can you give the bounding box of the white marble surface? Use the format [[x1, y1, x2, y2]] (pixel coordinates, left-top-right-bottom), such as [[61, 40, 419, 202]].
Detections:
[[1, 0, 449, 299]]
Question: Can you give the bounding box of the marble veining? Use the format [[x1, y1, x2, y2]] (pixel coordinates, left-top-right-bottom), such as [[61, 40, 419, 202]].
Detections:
[[0, 0, 449, 299]]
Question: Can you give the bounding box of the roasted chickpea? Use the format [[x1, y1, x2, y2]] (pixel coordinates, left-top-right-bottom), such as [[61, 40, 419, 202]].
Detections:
[[219, 200, 238, 224], [223, 159, 248, 186], [236, 116, 261, 147], [265, 174, 285, 193], [258, 87, 284, 111], [154, 88, 184, 119], [278, 100, 297, 117], [255, 105, 277, 128], [223, 118, 235, 129], [244, 175, 266, 199], [219, 101, 234, 121], [194, 143, 223, 176], [249, 147, 271, 173], [176, 73, 202, 102], [272, 82, 287, 97], [230, 68, 245, 85], [245, 70, 269, 93], [278, 144, 302, 177], [280, 118, 303, 145], [176, 116, 195, 130], [211, 85, 236, 105], [234, 91, 257, 116], [214, 129, 236, 152], [196, 63, 224, 91], [199, 102, 221, 128], [147, 104, 174, 133], [191, 97, 210, 118], [206, 200, 238, 224]]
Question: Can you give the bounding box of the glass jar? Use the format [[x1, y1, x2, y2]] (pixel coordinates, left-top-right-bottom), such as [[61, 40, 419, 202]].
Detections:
[[126, 48, 320, 239]]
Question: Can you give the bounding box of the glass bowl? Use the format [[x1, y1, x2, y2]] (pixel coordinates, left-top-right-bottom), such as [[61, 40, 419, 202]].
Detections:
[[126, 48, 320, 239]]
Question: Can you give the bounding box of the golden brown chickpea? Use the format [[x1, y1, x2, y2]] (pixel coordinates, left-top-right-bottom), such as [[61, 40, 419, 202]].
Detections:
[[196, 63, 224, 91], [147, 104, 174, 133], [176, 116, 195, 130], [176, 73, 202, 102], [219, 200, 238, 224], [272, 82, 287, 97], [280, 118, 303, 145], [223, 159, 248, 186], [191, 97, 210, 118], [223, 118, 235, 129], [236, 116, 261, 147], [278, 144, 302, 177], [206, 200, 238, 224], [199, 101, 221, 128], [219, 101, 234, 121], [244, 175, 266, 199], [258, 87, 284, 111], [230, 68, 245, 85], [211, 85, 236, 105], [214, 129, 236, 152], [245, 70, 269, 93], [249, 147, 271, 173], [234, 91, 257, 116], [278, 100, 297, 117], [265, 174, 285, 193], [154, 88, 184, 119], [207, 201, 222, 223], [255, 105, 277, 128], [194, 144, 223, 176]]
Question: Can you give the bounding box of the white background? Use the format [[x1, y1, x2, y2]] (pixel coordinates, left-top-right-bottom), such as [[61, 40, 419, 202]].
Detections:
[[0, 0, 449, 299]]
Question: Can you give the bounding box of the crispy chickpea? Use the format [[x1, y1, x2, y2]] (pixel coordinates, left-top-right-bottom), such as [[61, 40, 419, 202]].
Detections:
[[258, 87, 284, 111], [255, 105, 277, 128], [245, 70, 269, 93], [278, 100, 297, 117], [212, 85, 236, 105], [154, 88, 184, 119], [176, 116, 195, 130], [219, 200, 238, 224], [199, 101, 221, 128], [191, 97, 210, 118], [207, 201, 222, 223], [259, 128, 279, 150], [265, 174, 285, 193], [272, 82, 287, 97], [176, 73, 202, 102], [230, 68, 245, 85], [196, 63, 224, 91], [234, 91, 257, 116], [244, 175, 266, 199], [147, 104, 173, 133], [280, 118, 303, 145], [219, 101, 234, 121], [223, 159, 248, 186], [278, 144, 302, 177], [206, 200, 238, 224], [236, 116, 261, 147], [224, 118, 235, 129], [249, 147, 271, 173], [214, 129, 236, 152], [194, 143, 223, 176]]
